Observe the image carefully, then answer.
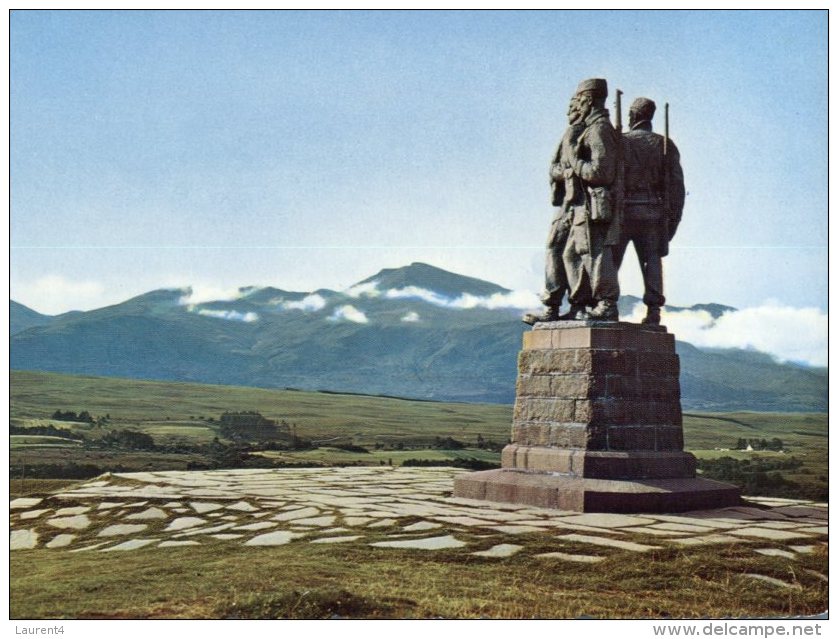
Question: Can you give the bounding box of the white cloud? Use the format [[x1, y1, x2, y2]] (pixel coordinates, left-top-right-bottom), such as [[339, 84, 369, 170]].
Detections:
[[449, 290, 542, 310], [196, 309, 259, 323], [14, 275, 106, 315], [385, 285, 451, 306], [344, 281, 381, 298], [401, 311, 420, 322], [624, 302, 827, 367], [179, 284, 256, 306], [384, 285, 540, 311], [329, 304, 369, 324], [282, 294, 327, 312]]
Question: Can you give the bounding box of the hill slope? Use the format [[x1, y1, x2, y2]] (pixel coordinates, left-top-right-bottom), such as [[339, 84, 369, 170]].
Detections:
[[10, 263, 827, 410]]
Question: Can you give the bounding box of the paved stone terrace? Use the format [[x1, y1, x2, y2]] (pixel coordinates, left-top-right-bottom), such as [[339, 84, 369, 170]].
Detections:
[[10, 467, 828, 585]]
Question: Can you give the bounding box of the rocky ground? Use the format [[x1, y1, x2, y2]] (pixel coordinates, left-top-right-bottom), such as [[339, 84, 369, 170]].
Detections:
[[10, 467, 827, 583]]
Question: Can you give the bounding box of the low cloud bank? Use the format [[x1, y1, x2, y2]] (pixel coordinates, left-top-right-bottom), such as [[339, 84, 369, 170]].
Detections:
[[329, 304, 369, 324], [196, 309, 259, 323], [347, 280, 541, 310], [179, 285, 257, 306], [624, 302, 827, 367], [281, 294, 327, 312]]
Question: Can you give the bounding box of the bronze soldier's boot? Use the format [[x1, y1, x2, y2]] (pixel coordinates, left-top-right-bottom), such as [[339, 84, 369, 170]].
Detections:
[[559, 304, 587, 320], [642, 306, 661, 325], [588, 300, 618, 321], [522, 306, 560, 326]]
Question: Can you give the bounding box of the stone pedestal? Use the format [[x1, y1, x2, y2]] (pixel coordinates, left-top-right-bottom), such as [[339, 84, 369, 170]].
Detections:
[[454, 321, 740, 513]]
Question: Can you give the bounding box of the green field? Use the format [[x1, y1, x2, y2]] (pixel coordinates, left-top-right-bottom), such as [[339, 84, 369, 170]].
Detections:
[[8, 371, 830, 619], [9, 370, 828, 499]]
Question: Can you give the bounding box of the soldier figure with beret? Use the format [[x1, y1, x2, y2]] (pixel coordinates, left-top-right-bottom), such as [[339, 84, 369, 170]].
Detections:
[[615, 97, 685, 325], [559, 78, 621, 321]]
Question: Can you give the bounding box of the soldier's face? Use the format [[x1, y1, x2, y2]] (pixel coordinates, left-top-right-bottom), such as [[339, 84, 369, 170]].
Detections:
[[567, 97, 583, 125], [575, 93, 593, 120]]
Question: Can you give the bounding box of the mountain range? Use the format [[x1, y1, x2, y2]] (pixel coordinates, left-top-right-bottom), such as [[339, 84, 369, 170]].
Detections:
[[10, 262, 827, 411]]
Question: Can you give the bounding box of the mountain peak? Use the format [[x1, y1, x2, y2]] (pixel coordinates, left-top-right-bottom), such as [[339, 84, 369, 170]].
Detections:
[[353, 262, 510, 298]]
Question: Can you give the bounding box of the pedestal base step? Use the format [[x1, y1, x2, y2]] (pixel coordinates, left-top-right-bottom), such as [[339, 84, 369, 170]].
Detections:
[[454, 469, 741, 513]]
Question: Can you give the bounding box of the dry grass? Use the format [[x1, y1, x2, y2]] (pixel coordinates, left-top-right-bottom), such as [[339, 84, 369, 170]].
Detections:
[[10, 533, 828, 619]]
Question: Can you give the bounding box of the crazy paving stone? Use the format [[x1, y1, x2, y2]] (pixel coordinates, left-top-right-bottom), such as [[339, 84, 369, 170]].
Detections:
[[797, 527, 828, 535], [343, 516, 374, 526], [728, 528, 813, 541], [165, 517, 206, 531], [403, 521, 443, 532], [245, 531, 306, 546], [175, 523, 237, 537], [101, 539, 159, 551], [70, 542, 112, 552], [311, 535, 363, 544], [233, 521, 276, 531], [790, 545, 817, 554], [18, 509, 51, 520], [557, 513, 656, 528], [272, 507, 321, 521], [754, 548, 797, 559], [367, 519, 398, 528], [489, 525, 546, 535], [540, 549, 604, 563], [10, 498, 43, 509], [47, 515, 92, 530], [370, 535, 467, 550], [226, 501, 258, 512], [621, 527, 689, 537], [45, 534, 77, 549], [557, 534, 659, 552], [472, 544, 523, 558], [648, 522, 717, 533], [10, 529, 39, 550], [743, 574, 802, 590], [292, 515, 337, 527], [189, 501, 225, 514], [99, 524, 149, 537], [55, 506, 91, 516], [125, 507, 168, 520], [97, 502, 125, 510], [159, 540, 201, 548], [211, 534, 244, 540], [670, 535, 745, 546]]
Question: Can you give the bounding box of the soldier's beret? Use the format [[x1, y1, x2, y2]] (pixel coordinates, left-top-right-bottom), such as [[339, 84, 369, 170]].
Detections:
[[630, 97, 656, 119], [575, 78, 608, 98]]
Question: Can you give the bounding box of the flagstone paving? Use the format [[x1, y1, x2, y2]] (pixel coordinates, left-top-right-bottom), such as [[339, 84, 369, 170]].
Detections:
[[9, 467, 828, 567]]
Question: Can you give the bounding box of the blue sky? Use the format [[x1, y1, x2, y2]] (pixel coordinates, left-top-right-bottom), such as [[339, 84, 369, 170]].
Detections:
[[10, 10, 827, 315]]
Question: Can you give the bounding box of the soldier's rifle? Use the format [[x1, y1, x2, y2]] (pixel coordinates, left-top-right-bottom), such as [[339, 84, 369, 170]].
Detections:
[[614, 90, 625, 222], [663, 102, 672, 238]]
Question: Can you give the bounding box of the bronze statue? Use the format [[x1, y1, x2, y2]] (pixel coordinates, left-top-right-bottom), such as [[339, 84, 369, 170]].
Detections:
[[614, 97, 685, 325], [523, 96, 588, 325], [560, 78, 621, 321]]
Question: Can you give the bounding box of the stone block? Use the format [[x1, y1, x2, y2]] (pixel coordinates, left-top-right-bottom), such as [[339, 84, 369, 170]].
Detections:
[[522, 330, 555, 350], [511, 422, 603, 449], [518, 349, 578, 375], [513, 397, 575, 422], [589, 349, 637, 375], [607, 425, 657, 450], [655, 426, 684, 451], [574, 399, 635, 425], [638, 352, 680, 375], [515, 374, 553, 397]]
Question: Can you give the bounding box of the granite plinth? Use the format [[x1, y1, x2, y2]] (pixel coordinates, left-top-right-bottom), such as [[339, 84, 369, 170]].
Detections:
[[454, 469, 741, 513], [454, 322, 741, 512]]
